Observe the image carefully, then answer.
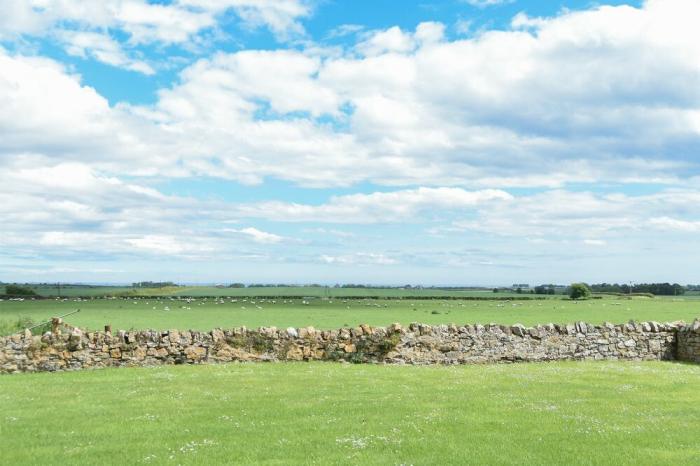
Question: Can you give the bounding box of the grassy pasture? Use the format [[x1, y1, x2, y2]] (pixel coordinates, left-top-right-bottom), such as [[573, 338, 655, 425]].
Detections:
[[167, 286, 526, 299], [9, 284, 534, 298], [1, 296, 698, 334], [0, 361, 698, 465]]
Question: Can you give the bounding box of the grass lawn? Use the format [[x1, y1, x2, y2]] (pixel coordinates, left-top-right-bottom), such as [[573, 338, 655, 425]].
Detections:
[[0, 361, 698, 465], [1, 296, 699, 334]]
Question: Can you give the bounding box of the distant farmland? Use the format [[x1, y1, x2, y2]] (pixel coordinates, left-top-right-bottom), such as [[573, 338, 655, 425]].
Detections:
[[1, 294, 698, 334], [7, 284, 540, 299]]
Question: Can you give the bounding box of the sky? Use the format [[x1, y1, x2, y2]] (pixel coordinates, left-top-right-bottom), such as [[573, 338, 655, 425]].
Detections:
[[1, 0, 699, 286]]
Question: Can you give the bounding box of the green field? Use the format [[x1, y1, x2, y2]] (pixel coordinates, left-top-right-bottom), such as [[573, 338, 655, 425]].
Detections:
[[7, 284, 542, 298], [1, 296, 698, 334], [2, 294, 699, 465], [0, 361, 698, 465]]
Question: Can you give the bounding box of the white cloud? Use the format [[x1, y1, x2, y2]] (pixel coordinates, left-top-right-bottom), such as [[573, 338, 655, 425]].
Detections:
[[0, 162, 222, 259], [326, 24, 365, 40], [3, 160, 700, 282], [235, 187, 512, 223], [4, 1, 700, 283], [320, 253, 398, 266], [0, 0, 312, 73], [453, 189, 700, 239], [356, 26, 416, 56], [464, 0, 514, 8], [0, 0, 313, 42], [37, 231, 215, 257], [204, 0, 312, 40], [126, 235, 201, 255], [60, 31, 155, 74], [4, 1, 700, 188], [414, 22, 445, 44], [454, 19, 473, 36], [230, 227, 284, 244], [649, 217, 700, 233], [144, 0, 700, 187]]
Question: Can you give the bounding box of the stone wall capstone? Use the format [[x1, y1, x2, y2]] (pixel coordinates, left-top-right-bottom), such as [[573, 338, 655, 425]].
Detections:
[[1, 319, 698, 374]]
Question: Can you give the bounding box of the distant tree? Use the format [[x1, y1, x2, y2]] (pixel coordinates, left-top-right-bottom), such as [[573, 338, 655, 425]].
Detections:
[[588, 282, 686, 296], [534, 285, 557, 295], [132, 281, 176, 288], [228, 283, 245, 288], [516, 287, 523, 294], [492, 288, 499, 293], [569, 283, 591, 300], [4, 284, 37, 296]]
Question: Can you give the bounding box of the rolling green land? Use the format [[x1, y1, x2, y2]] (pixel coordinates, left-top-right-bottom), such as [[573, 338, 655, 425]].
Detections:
[[1, 295, 698, 334], [1, 362, 698, 465]]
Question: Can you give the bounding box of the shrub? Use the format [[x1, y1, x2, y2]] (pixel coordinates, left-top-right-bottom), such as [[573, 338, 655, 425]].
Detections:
[[4, 284, 37, 296], [376, 333, 402, 356], [569, 283, 592, 300]]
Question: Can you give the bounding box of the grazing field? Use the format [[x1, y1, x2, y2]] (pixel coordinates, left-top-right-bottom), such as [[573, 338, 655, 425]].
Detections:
[[1, 296, 698, 334], [0, 362, 698, 465], [10, 284, 532, 298]]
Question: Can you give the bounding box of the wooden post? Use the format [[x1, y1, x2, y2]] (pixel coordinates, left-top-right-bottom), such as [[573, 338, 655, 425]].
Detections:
[[51, 317, 62, 334]]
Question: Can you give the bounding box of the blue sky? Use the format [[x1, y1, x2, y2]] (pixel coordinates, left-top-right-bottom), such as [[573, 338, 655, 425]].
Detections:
[[1, 0, 699, 285]]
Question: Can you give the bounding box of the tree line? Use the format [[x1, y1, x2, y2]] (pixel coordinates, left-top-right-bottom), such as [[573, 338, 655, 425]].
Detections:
[[588, 283, 685, 296], [132, 281, 177, 288]]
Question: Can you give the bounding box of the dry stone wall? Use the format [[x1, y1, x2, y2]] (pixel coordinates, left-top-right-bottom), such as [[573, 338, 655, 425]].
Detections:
[[677, 320, 700, 363], [1, 319, 699, 373]]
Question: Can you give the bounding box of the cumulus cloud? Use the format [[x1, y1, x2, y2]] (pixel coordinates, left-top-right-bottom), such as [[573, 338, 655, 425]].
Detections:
[[0, 0, 312, 73], [0, 0, 312, 42], [3, 1, 700, 187], [3, 0, 700, 282]]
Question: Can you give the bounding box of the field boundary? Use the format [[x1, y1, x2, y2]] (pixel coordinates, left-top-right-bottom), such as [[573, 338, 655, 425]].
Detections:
[[2, 318, 698, 373]]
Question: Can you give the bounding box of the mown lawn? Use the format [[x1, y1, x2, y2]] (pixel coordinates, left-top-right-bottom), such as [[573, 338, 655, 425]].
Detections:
[[1, 296, 698, 334], [0, 361, 698, 465]]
